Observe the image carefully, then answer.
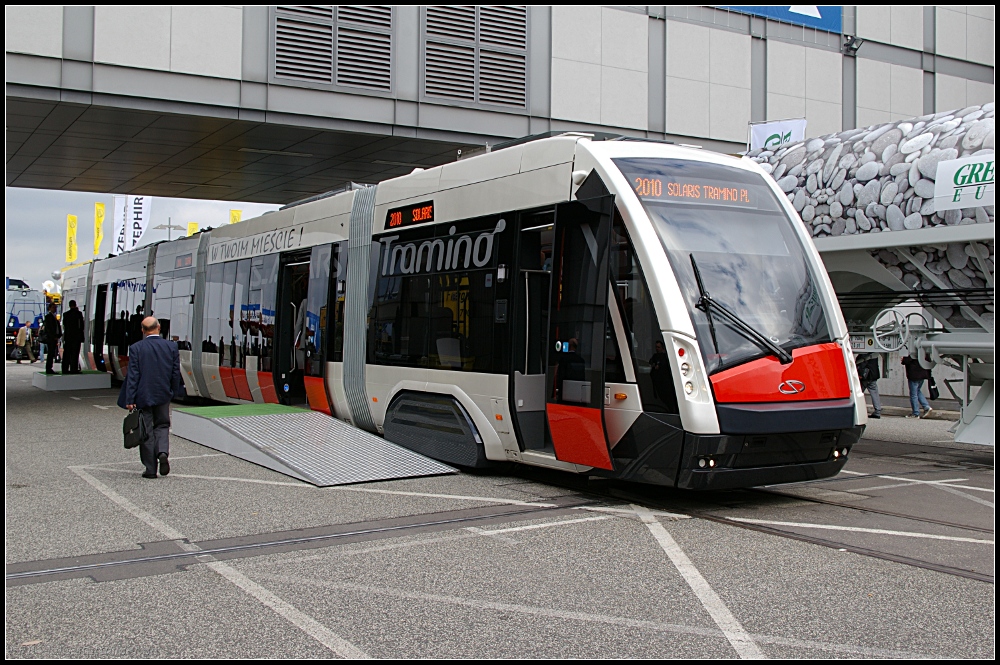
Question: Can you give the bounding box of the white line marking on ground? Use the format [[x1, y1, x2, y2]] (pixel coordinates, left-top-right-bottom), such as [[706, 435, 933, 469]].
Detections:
[[92, 405, 114, 410], [79, 454, 227, 468], [200, 560, 368, 659], [476, 515, 612, 534], [261, 533, 479, 567], [840, 470, 995, 502], [337, 486, 558, 508], [77, 468, 565, 505], [465, 515, 614, 542], [464, 527, 520, 544], [258, 574, 929, 659], [728, 518, 994, 544], [577, 505, 690, 520], [70, 466, 186, 540], [163, 473, 309, 487], [926, 482, 995, 507], [68, 465, 368, 658], [853, 481, 935, 492], [82, 467, 311, 487], [631, 504, 765, 659]]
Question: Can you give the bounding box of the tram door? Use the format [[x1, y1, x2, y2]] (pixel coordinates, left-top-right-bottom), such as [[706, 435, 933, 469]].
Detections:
[[511, 212, 554, 452], [275, 251, 311, 405], [544, 195, 615, 470]]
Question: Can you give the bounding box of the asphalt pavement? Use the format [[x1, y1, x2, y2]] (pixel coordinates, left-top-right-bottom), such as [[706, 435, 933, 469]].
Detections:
[[5, 361, 994, 658]]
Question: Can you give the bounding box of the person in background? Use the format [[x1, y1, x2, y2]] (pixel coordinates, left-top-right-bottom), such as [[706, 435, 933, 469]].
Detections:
[[117, 316, 184, 479], [855, 352, 882, 419], [901, 352, 932, 419], [61, 300, 85, 374], [41, 304, 61, 374], [14, 322, 37, 363]]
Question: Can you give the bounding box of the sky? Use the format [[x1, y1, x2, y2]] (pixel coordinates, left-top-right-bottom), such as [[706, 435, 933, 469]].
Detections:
[[4, 187, 281, 291]]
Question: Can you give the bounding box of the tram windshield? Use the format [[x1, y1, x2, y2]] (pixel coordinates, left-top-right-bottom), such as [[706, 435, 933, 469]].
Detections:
[[613, 158, 831, 374]]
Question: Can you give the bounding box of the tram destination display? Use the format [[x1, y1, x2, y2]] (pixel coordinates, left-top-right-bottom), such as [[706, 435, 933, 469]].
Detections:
[[386, 200, 435, 229], [627, 175, 756, 208]]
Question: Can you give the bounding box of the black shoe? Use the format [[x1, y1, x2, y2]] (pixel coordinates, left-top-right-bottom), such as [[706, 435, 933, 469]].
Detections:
[[158, 453, 170, 477], [142, 473, 157, 479], [869, 413, 881, 419]]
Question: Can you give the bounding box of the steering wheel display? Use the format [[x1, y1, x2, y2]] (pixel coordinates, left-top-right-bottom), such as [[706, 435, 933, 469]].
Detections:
[[872, 308, 908, 352]]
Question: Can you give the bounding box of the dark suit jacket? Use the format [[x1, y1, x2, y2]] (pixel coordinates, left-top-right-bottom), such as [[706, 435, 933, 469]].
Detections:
[[62, 308, 85, 343], [41, 312, 61, 344], [117, 334, 184, 409]]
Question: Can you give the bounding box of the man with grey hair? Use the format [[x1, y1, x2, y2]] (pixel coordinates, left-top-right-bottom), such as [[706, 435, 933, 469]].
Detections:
[[117, 316, 184, 478]]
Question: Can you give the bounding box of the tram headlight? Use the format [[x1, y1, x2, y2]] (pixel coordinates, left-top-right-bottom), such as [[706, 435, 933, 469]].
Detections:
[[667, 334, 710, 404]]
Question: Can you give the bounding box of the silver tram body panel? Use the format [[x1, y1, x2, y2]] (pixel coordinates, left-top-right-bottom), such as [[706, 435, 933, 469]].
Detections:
[[63, 135, 867, 488]]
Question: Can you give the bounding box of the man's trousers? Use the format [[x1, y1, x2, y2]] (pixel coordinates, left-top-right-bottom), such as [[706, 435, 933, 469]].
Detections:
[[139, 402, 171, 475]]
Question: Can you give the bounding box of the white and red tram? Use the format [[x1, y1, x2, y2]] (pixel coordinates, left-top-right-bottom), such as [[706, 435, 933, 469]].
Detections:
[[62, 135, 867, 489]]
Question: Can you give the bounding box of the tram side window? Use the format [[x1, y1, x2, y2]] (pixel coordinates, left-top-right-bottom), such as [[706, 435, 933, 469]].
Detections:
[[368, 217, 505, 373], [230, 259, 251, 368], [255, 254, 279, 371], [305, 244, 331, 376], [611, 212, 679, 414], [171, 271, 194, 349], [328, 242, 347, 362], [218, 262, 237, 366], [152, 277, 173, 340], [202, 264, 225, 356]]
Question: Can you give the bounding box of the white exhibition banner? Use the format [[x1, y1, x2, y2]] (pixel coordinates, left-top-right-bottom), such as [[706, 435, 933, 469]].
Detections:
[[933, 155, 995, 211], [112, 195, 153, 255], [748, 118, 808, 151]]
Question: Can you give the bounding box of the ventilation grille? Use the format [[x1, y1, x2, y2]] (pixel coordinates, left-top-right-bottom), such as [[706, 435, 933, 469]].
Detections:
[[427, 5, 476, 41], [275, 17, 333, 84], [425, 42, 476, 101], [337, 28, 391, 90], [479, 6, 527, 49], [423, 6, 527, 109], [278, 5, 334, 21], [338, 5, 392, 30], [479, 50, 526, 107], [274, 6, 393, 92]]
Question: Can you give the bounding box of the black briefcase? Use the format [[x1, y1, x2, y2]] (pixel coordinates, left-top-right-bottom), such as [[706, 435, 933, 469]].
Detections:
[[123, 409, 147, 449]]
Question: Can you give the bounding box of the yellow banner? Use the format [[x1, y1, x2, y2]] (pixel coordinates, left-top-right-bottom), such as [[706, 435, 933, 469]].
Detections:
[[230, 209, 242, 225], [94, 202, 105, 257], [66, 214, 79, 263], [187, 222, 200, 237]]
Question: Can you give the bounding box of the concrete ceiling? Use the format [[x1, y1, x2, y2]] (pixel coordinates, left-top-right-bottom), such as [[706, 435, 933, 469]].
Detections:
[[6, 98, 472, 204]]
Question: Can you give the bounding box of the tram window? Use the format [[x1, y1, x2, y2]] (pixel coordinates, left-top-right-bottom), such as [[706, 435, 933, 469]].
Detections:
[[369, 215, 508, 373], [202, 263, 224, 355], [610, 212, 678, 414], [257, 254, 278, 371], [329, 242, 347, 362], [305, 244, 332, 376], [230, 259, 251, 368]]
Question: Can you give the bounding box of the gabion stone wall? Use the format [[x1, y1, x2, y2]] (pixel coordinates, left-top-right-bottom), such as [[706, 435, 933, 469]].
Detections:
[[746, 104, 994, 331], [746, 103, 994, 237]]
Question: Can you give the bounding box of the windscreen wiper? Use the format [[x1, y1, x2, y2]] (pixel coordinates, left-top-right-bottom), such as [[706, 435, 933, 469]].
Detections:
[[689, 254, 793, 365]]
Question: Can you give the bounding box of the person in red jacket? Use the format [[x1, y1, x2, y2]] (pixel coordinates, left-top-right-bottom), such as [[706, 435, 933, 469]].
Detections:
[[901, 353, 932, 418]]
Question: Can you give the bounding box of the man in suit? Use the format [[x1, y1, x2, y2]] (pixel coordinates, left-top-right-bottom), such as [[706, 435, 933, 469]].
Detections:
[[41, 304, 61, 374], [118, 316, 184, 478], [61, 300, 85, 374]]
